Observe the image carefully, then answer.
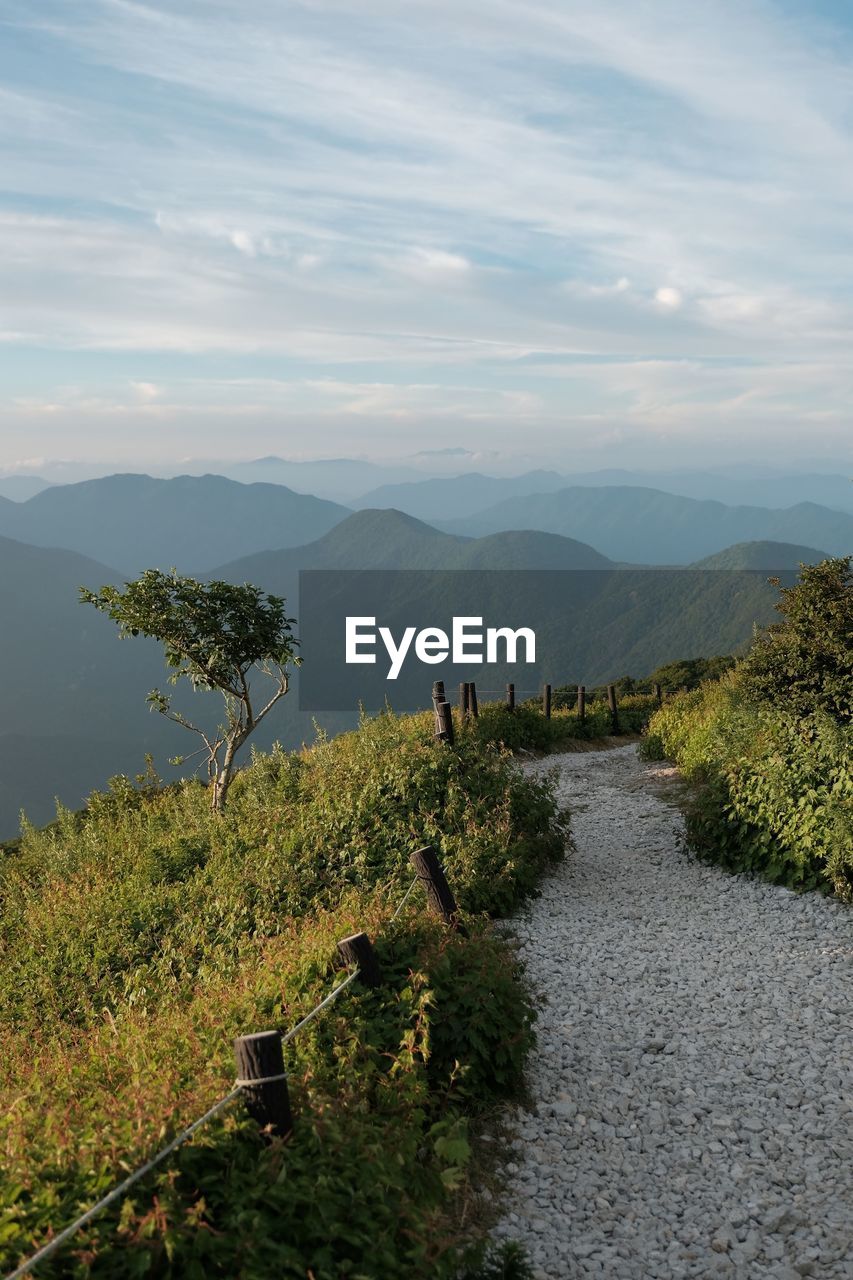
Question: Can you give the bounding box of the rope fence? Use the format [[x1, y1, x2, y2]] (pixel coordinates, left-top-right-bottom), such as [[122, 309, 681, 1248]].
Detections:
[[390, 873, 420, 921], [4, 1087, 245, 1280], [8, 676, 682, 1277], [4, 862, 439, 1280]]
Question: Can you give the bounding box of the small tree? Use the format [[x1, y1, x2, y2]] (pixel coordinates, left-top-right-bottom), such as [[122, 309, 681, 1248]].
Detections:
[[81, 569, 300, 810]]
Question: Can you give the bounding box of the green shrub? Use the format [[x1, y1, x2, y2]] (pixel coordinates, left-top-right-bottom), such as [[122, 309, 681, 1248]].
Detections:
[[0, 896, 535, 1277], [0, 706, 566, 1277], [740, 556, 852, 722], [646, 673, 853, 899], [645, 564, 853, 898], [637, 655, 735, 692], [473, 694, 657, 753], [0, 711, 567, 1032]]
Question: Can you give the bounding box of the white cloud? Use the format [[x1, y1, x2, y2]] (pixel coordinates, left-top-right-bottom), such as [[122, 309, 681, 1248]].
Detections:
[[394, 247, 473, 281], [131, 380, 161, 400], [230, 229, 256, 257], [654, 287, 683, 310], [562, 276, 632, 299]]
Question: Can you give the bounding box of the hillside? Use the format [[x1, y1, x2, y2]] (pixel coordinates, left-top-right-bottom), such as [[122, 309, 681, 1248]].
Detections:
[[215, 508, 612, 582], [0, 535, 218, 832], [0, 473, 350, 574], [0, 734, 143, 830], [691, 540, 829, 569], [0, 705, 565, 1277], [439, 487, 853, 563], [0, 510, 818, 837], [213, 511, 788, 712]]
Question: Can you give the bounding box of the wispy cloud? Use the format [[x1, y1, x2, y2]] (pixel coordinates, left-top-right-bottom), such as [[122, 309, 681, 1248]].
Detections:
[[1, 0, 853, 466]]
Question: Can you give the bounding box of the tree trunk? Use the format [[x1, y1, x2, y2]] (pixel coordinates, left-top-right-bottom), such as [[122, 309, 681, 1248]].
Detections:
[[211, 732, 243, 811]]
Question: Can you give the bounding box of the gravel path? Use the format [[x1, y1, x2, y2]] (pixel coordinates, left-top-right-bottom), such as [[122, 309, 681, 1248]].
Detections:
[[492, 743, 852, 1280]]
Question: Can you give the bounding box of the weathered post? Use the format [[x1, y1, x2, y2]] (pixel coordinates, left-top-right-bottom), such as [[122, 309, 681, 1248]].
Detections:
[[681, 684, 690, 695], [337, 932, 382, 988], [431, 680, 446, 737], [435, 700, 455, 745], [468, 681, 479, 718], [506, 682, 515, 711], [653, 682, 662, 706], [577, 684, 586, 721], [607, 684, 619, 734], [543, 683, 552, 719], [234, 1030, 293, 1138], [410, 844, 458, 924], [459, 682, 469, 720]]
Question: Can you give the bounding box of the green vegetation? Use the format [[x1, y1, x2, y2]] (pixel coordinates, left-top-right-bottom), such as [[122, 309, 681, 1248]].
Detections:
[[81, 571, 300, 811], [643, 559, 852, 900], [473, 693, 658, 753], [0, 709, 566, 1278], [598, 655, 736, 696], [739, 557, 853, 722]]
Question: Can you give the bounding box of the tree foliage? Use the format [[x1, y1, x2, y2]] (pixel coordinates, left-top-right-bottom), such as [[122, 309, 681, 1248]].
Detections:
[[81, 569, 299, 809], [740, 556, 852, 722]]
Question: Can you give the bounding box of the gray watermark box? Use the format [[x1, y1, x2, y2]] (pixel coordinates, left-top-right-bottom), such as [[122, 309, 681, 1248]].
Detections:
[[297, 568, 793, 712]]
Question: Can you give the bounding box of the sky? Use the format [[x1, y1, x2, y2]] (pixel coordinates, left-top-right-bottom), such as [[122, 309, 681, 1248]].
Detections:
[[2, 0, 853, 476]]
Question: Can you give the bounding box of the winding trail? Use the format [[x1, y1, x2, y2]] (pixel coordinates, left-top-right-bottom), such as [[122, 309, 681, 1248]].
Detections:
[[493, 744, 852, 1280]]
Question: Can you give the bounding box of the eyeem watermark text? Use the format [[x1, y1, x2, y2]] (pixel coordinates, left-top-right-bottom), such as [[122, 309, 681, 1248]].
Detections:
[[346, 616, 536, 680]]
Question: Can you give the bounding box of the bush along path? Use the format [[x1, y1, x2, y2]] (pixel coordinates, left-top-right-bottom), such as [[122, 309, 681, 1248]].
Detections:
[[0, 712, 568, 1279], [491, 743, 851, 1280]]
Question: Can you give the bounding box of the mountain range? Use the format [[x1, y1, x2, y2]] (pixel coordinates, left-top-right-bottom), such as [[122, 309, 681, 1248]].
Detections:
[[352, 466, 853, 517], [0, 471, 848, 576], [0, 474, 348, 574], [205, 519, 812, 722], [435, 486, 852, 563], [0, 460, 848, 840]]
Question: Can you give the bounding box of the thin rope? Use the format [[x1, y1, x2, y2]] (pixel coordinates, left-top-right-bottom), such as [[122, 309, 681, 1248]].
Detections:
[[390, 874, 420, 921], [5, 968, 361, 1280], [281, 968, 359, 1044], [3, 1086, 243, 1280]]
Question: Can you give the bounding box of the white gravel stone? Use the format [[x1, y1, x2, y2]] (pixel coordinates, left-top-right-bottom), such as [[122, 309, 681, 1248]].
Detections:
[[491, 744, 852, 1279]]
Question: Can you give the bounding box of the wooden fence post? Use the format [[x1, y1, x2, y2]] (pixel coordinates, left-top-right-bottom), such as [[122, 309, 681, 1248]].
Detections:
[[653, 682, 662, 705], [434, 700, 455, 745], [459, 681, 469, 720], [234, 1030, 293, 1138], [506, 682, 515, 711], [577, 684, 586, 721], [543, 683, 552, 719], [337, 932, 382, 988], [607, 684, 619, 734], [468, 681, 479, 718], [431, 681, 446, 737], [410, 844, 458, 924]]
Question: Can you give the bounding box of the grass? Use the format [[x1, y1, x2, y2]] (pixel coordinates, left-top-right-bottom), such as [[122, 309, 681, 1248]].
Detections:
[[0, 707, 567, 1278]]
